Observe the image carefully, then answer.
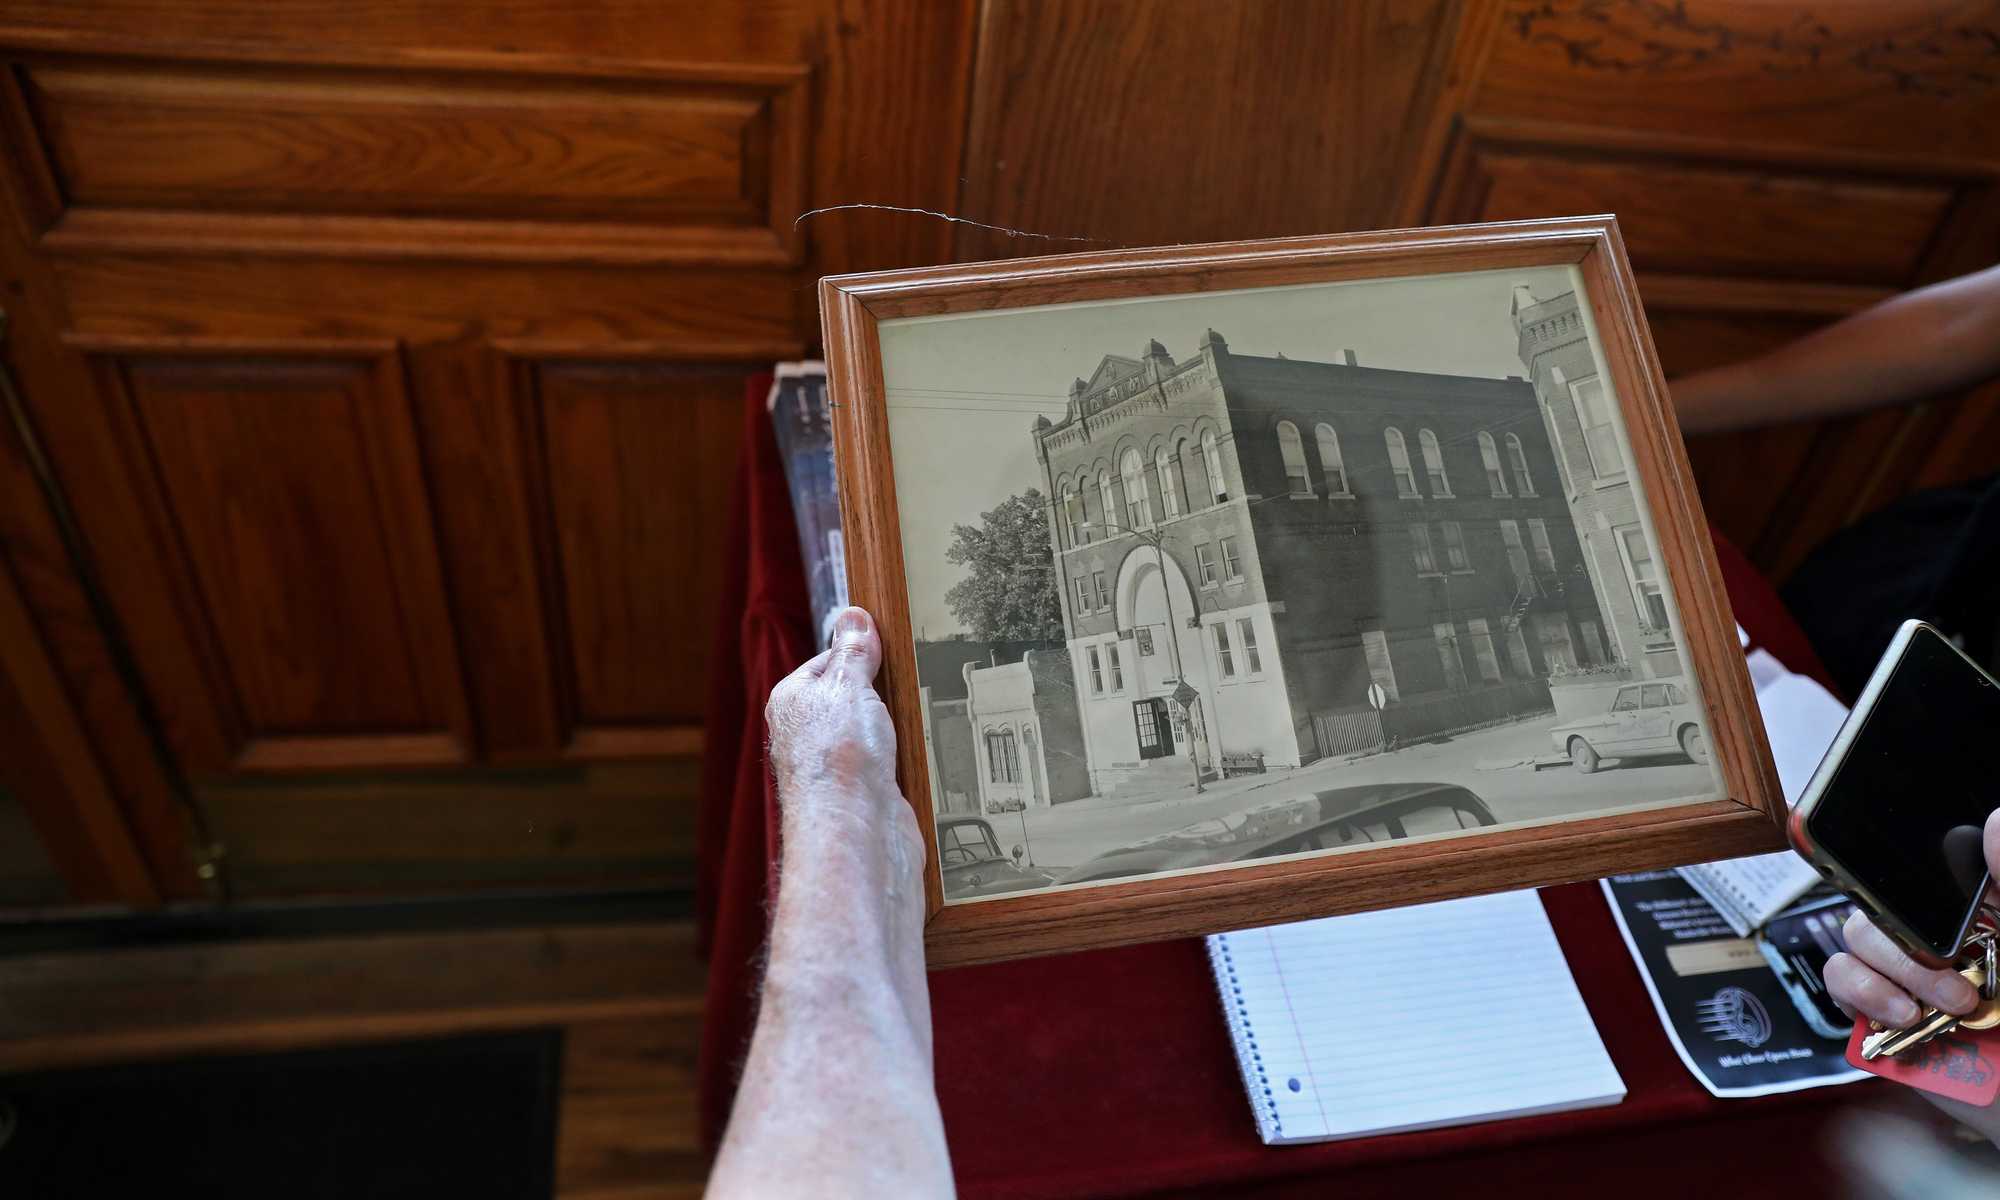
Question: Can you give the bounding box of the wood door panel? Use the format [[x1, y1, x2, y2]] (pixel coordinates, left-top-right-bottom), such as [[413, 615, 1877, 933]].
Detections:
[[90, 344, 472, 772], [11, 56, 809, 265], [513, 357, 746, 759], [1478, 1, 2000, 165], [954, 0, 1467, 260], [52, 257, 804, 348], [1470, 152, 1954, 285]]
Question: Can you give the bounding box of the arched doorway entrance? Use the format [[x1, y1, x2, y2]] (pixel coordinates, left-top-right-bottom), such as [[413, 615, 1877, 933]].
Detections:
[[1117, 548, 1212, 771]]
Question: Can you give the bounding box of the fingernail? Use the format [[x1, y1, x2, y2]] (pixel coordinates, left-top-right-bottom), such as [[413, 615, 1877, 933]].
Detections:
[[1892, 996, 1922, 1026], [831, 607, 869, 643], [1933, 974, 1980, 1014]]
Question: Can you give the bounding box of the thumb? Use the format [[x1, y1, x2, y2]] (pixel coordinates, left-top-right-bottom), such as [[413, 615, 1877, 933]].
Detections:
[[824, 606, 883, 688]]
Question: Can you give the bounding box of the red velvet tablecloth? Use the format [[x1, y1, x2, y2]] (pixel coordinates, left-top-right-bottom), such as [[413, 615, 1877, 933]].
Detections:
[[697, 381, 1864, 1196]]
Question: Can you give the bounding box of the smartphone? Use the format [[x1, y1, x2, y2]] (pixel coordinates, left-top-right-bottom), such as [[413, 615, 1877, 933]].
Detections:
[[1756, 892, 1857, 1039], [1789, 620, 2000, 966]]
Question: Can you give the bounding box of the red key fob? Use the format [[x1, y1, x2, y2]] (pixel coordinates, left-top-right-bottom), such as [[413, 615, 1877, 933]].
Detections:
[[1847, 1020, 2000, 1106]]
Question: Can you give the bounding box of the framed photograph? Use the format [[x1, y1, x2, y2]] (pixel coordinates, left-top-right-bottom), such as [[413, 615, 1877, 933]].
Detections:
[[822, 217, 1784, 968]]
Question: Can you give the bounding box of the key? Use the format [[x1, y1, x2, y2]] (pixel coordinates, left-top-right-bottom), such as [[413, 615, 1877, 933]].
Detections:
[[1861, 960, 1989, 1061], [1863, 1006, 1963, 1060]]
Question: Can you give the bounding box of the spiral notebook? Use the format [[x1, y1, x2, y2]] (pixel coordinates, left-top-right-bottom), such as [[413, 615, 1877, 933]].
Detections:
[[1207, 890, 1625, 1145], [1674, 642, 1852, 936]]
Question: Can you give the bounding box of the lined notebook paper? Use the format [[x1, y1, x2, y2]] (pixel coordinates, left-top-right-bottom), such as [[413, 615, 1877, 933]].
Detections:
[[1207, 890, 1625, 1144]]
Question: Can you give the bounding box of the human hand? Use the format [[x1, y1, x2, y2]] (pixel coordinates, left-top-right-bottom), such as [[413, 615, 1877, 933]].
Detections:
[[767, 607, 902, 809], [762, 606, 926, 957], [1824, 809, 2000, 1139]]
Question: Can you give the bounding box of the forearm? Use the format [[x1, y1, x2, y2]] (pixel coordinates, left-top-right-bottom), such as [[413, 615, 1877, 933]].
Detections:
[[708, 779, 951, 1198], [1671, 264, 2000, 435]]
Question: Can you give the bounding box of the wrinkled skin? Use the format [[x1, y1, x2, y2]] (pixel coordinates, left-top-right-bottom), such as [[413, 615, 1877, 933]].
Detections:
[[1824, 809, 2000, 1144], [708, 607, 954, 1198]]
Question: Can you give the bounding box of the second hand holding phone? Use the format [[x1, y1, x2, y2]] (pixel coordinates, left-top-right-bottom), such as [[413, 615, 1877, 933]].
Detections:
[[1788, 620, 2000, 967]]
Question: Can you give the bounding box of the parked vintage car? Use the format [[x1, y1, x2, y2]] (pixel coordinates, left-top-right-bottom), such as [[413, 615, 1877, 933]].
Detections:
[[1050, 783, 1497, 887], [937, 815, 1058, 900], [1549, 679, 1709, 774]]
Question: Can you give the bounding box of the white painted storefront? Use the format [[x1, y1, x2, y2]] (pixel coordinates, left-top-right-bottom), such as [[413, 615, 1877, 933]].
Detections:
[[1066, 547, 1298, 795], [963, 660, 1051, 811]]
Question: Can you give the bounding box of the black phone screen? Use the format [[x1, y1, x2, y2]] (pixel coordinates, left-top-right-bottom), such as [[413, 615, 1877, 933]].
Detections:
[[1804, 627, 2000, 957]]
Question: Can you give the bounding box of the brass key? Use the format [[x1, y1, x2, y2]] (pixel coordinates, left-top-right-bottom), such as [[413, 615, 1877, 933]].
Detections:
[[1864, 1004, 1966, 1060], [1862, 961, 1988, 1061]]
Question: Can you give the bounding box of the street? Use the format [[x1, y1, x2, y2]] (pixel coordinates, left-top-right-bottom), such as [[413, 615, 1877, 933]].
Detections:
[[998, 713, 1715, 874]]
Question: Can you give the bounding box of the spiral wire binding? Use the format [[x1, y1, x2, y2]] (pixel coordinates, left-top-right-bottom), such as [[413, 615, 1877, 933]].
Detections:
[[1207, 933, 1282, 1140]]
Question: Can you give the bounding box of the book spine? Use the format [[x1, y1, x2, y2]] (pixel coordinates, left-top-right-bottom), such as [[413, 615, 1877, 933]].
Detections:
[[1206, 933, 1282, 1143]]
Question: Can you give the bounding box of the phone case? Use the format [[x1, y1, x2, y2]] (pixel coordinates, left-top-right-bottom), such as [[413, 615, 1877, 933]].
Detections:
[[1786, 620, 2000, 967]]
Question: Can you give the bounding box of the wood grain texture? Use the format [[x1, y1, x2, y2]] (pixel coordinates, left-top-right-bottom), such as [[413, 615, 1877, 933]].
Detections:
[[197, 761, 700, 897], [955, 0, 1468, 260], [11, 56, 810, 266], [0, 551, 158, 904], [514, 357, 750, 758], [0, 150, 202, 899], [1466, 152, 1955, 287], [556, 1017, 705, 1200], [0, 0, 967, 898], [82, 342, 475, 773], [825, 218, 1784, 966], [1479, 0, 2000, 166], [0, 919, 703, 1070]]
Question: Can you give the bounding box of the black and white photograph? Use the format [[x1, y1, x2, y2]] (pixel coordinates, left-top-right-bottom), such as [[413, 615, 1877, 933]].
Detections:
[[879, 266, 1725, 904]]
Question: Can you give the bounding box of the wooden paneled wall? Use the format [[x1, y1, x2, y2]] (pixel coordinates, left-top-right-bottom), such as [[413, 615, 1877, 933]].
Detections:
[[0, 0, 1995, 904]]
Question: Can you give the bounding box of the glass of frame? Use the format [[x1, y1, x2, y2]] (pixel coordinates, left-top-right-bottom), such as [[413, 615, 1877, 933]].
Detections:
[[823, 218, 1783, 968]]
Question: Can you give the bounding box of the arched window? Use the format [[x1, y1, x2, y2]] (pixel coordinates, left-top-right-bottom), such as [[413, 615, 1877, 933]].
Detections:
[[1120, 448, 1153, 528], [986, 727, 1016, 783], [1154, 447, 1182, 518], [1178, 437, 1210, 509], [1478, 431, 1508, 497], [1418, 428, 1451, 497], [1505, 433, 1536, 496], [1385, 427, 1418, 498], [1276, 421, 1311, 496], [1098, 470, 1117, 535], [1314, 423, 1347, 495], [1061, 482, 1086, 546], [1202, 430, 1228, 503]]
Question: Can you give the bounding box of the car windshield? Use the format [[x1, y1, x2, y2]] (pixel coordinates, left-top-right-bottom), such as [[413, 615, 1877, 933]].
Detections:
[[1611, 688, 1640, 711], [1395, 801, 1482, 837], [938, 823, 1002, 868], [1667, 682, 1688, 705], [1247, 797, 1484, 858]]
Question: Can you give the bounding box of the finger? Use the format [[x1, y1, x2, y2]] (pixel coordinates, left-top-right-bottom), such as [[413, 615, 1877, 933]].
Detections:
[[780, 646, 836, 688], [1843, 909, 1980, 1014], [1986, 808, 2000, 888], [824, 607, 882, 689], [1824, 952, 1921, 1027]]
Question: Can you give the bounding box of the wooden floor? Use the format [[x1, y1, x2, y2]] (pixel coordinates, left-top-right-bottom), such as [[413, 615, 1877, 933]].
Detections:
[[0, 918, 711, 1198]]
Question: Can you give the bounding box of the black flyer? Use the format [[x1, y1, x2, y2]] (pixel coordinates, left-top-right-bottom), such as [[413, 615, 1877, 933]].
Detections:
[[1602, 871, 1866, 1097]]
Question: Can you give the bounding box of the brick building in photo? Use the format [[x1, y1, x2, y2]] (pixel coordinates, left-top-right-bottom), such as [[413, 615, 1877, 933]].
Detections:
[[1512, 285, 1683, 679], [1031, 326, 1614, 793]]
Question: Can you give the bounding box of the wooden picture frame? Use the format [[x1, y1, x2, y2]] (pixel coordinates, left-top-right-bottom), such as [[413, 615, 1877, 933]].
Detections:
[[822, 217, 1783, 969]]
